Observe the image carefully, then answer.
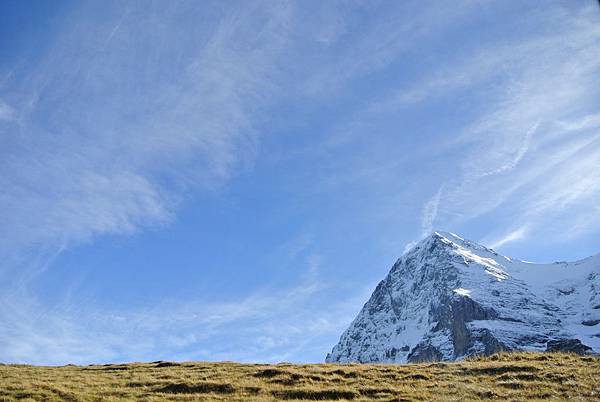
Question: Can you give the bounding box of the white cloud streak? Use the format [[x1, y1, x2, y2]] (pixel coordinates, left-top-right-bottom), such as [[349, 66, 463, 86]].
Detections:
[[0, 255, 365, 364], [0, 1, 293, 265], [424, 4, 600, 245], [306, 2, 600, 255], [0, 1, 299, 363], [488, 226, 528, 250], [421, 186, 443, 237], [0, 100, 15, 121]]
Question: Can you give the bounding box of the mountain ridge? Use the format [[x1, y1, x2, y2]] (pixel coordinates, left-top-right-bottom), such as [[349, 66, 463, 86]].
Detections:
[[326, 231, 600, 363]]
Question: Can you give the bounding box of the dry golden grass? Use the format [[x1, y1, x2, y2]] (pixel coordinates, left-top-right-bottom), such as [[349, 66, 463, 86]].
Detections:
[[0, 352, 598, 401]]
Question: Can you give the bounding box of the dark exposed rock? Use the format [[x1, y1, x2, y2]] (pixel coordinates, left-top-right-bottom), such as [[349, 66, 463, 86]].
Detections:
[[407, 343, 443, 363], [478, 329, 511, 355], [430, 294, 499, 358], [545, 339, 592, 355]]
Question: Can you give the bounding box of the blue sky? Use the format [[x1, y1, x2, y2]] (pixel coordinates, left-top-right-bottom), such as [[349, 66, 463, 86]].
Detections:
[[1, 0, 599, 364]]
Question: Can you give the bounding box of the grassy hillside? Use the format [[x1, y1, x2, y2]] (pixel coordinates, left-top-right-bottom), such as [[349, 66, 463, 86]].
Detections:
[[1, 352, 598, 401]]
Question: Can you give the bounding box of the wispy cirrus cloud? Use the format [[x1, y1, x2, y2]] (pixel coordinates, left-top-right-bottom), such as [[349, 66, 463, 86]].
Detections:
[[300, 2, 600, 257], [0, 247, 366, 365], [0, 0, 297, 362], [0, 99, 15, 121], [300, 0, 483, 98], [417, 4, 600, 250], [0, 1, 292, 263], [416, 186, 444, 241], [488, 226, 529, 250]]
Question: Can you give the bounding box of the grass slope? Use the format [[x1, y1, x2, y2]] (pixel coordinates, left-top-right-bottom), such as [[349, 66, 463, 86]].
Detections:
[[0, 353, 598, 401]]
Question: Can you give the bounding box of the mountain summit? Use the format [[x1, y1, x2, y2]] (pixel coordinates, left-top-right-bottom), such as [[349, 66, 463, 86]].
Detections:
[[326, 232, 600, 363]]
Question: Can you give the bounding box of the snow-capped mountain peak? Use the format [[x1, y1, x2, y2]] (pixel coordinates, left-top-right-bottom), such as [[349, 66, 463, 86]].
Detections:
[[326, 232, 600, 363]]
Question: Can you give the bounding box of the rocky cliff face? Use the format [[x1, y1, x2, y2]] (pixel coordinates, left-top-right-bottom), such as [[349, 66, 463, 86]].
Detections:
[[326, 232, 600, 363]]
